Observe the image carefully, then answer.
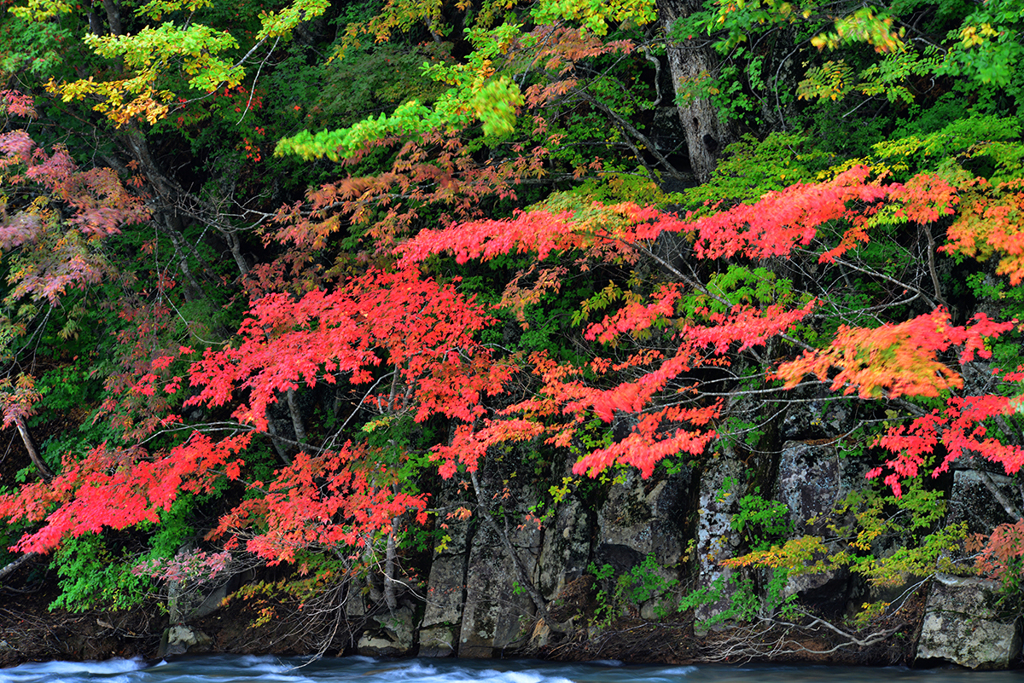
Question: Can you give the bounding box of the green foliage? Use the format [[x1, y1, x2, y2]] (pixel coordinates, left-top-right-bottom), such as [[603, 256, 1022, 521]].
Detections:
[[590, 554, 679, 624], [578, 416, 615, 449], [565, 174, 665, 206], [857, 50, 942, 104], [358, 412, 432, 497], [311, 44, 450, 129], [84, 23, 242, 90], [530, 0, 657, 36], [991, 556, 1024, 618], [34, 362, 97, 414], [731, 490, 793, 552], [798, 50, 942, 106], [50, 534, 155, 611], [48, 490, 205, 612], [0, 15, 74, 77], [277, 22, 528, 161], [938, 0, 1024, 90], [677, 568, 797, 627], [680, 265, 799, 317], [870, 113, 1022, 178], [669, 133, 830, 211], [726, 476, 968, 600], [825, 477, 966, 585]]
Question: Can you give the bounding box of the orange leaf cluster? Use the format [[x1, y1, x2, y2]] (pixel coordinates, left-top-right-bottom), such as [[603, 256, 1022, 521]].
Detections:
[[943, 180, 1024, 284], [776, 309, 1013, 400]]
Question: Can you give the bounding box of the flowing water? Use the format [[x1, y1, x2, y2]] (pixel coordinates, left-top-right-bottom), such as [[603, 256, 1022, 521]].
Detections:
[[1, 655, 1020, 683]]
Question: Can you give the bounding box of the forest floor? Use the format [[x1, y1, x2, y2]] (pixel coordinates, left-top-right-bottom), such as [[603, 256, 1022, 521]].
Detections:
[[0, 557, 160, 666]]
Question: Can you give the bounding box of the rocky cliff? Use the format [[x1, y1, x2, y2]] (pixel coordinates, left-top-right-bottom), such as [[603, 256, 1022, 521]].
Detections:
[[5, 426, 1018, 671]]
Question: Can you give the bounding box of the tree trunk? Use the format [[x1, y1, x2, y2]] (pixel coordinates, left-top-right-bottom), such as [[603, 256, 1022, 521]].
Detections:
[[119, 129, 207, 301], [15, 417, 52, 481], [101, 0, 123, 36], [265, 408, 293, 465], [286, 388, 308, 449], [224, 230, 250, 278], [655, 0, 730, 183], [383, 518, 398, 610]]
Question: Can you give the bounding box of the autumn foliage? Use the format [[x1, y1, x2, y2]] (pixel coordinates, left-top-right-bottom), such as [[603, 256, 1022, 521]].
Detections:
[[2, 0, 1024, 634], [2, 153, 1021, 568]]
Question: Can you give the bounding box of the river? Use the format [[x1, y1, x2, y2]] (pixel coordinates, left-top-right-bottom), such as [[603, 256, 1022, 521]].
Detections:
[[3, 655, 1022, 683]]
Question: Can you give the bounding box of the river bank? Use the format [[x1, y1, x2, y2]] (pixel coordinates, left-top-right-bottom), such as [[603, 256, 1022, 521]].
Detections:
[[0, 551, 949, 671], [3, 451, 1023, 671]]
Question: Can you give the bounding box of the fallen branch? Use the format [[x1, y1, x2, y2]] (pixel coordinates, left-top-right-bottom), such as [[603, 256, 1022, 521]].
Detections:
[[0, 552, 39, 583]]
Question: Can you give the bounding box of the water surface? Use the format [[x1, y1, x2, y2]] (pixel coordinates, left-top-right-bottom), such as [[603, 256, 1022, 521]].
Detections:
[[1, 654, 1019, 683]]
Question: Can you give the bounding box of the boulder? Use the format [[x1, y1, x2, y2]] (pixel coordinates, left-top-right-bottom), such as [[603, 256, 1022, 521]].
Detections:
[[157, 624, 212, 658], [356, 605, 418, 657], [419, 622, 460, 659], [168, 578, 234, 625], [166, 551, 252, 625], [915, 573, 1021, 670]]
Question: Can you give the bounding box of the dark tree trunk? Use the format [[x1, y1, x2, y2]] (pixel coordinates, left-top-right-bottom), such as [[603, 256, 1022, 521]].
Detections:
[[101, 0, 123, 36], [656, 0, 731, 183]]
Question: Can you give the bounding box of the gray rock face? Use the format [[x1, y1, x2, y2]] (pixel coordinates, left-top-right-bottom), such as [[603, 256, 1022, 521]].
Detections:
[[915, 573, 1022, 669], [597, 469, 689, 565], [457, 520, 540, 657], [695, 453, 744, 626], [780, 395, 855, 441], [356, 605, 418, 657], [345, 583, 367, 619], [537, 498, 590, 602], [947, 470, 1019, 538], [419, 623, 459, 659], [595, 468, 689, 620], [775, 441, 849, 613], [777, 441, 840, 536], [420, 474, 557, 659], [420, 485, 475, 658], [366, 430, 1024, 667], [419, 552, 468, 657]]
